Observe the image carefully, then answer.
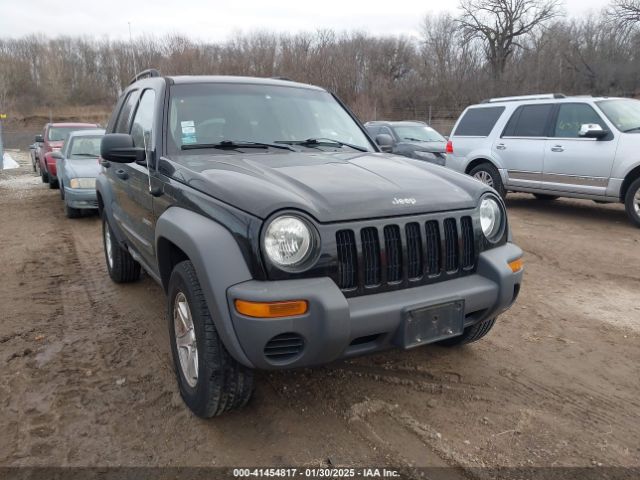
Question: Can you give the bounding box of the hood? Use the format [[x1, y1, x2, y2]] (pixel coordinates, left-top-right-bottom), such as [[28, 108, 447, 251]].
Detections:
[[65, 159, 101, 179], [48, 141, 64, 151], [163, 151, 487, 222], [399, 140, 446, 153]]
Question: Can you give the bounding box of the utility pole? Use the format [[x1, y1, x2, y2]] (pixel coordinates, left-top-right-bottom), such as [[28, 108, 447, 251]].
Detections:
[[0, 113, 5, 170], [129, 22, 139, 74]]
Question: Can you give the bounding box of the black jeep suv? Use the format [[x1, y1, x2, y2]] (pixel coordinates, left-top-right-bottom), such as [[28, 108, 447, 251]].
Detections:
[[98, 70, 523, 417]]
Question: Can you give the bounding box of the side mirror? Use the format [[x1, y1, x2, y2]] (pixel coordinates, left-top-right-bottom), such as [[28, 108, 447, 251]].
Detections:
[[101, 133, 146, 163], [375, 133, 394, 153], [50, 151, 64, 160], [579, 123, 608, 139], [35, 134, 44, 143]]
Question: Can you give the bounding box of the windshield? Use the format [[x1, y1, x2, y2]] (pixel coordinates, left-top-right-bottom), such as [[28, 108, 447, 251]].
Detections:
[[167, 83, 373, 155], [596, 99, 640, 132], [48, 126, 95, 142], [394, 125, 445, 142], [68, 136, 102, 159]]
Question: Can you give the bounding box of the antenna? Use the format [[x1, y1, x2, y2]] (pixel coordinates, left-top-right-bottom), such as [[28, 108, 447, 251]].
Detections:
[[129, 21, 139, 75]]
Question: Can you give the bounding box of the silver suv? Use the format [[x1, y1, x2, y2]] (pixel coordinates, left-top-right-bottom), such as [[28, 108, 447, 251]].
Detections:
[[446, 94, 640, 227]]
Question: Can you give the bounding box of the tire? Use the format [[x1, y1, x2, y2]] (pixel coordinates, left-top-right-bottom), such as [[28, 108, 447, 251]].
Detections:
[[102, 216, 141, 283], [468, 163, 505, 198], [41, 168, 49, 183], [48, 175, 59, 189], [168, 260, 254, 418], [624, 177, 640, 228], [60, 182, 65, 200], [438, 317, 496, 347], [533, 194, 558, 201], [65, 202, 81, 219]]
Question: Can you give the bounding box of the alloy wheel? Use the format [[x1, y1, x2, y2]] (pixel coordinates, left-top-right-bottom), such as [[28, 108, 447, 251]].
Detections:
[[104, 224, 114, 269], [473, 170, 494, 187], [173, 292, 198, 388]]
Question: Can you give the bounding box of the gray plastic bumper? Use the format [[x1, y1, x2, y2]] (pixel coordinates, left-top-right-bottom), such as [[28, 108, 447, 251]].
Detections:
[[226, 242, 523, 370]]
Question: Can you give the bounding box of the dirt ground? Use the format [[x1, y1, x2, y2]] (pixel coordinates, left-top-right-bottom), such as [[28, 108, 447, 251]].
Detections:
[[1, 151, 639, 474]]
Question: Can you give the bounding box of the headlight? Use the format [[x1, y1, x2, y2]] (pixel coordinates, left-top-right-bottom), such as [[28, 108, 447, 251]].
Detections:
[[264, 215, 315, 268], [480, 195, 504, 242], [69, 178, 96, 189]]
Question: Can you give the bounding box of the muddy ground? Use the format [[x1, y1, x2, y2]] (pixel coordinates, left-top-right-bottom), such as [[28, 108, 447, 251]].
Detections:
[[0, 151, 638, 474]]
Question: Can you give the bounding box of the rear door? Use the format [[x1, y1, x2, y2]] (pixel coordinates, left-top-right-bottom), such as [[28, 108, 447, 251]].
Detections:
[[107, 89, 140, 236], [541, 103, 619, 196], [494, 104, 554, 188]]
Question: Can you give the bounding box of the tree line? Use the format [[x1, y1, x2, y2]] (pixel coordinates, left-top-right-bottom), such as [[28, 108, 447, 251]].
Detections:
[[1, 0, 640, 125]]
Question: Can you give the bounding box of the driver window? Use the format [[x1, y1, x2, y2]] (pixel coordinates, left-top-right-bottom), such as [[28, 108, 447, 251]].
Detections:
[[554, 104, 604, 138], [130, 90, 156, 149]]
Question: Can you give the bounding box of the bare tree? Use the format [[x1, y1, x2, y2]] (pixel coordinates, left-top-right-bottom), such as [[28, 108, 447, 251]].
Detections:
[[609, 0, 640, 29], [457, 0, 561, 83]]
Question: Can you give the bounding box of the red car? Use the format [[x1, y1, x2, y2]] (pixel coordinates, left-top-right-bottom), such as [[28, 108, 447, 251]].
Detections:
[[36, 122, 99, 188]]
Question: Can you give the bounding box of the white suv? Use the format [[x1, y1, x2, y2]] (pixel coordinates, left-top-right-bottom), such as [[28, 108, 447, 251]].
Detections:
[[446, 94, 640, 227]]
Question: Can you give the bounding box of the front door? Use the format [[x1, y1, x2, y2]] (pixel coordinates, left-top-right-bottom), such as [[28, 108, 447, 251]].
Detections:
[[542, 103, 619, 196], [113, 89, 158, 268]]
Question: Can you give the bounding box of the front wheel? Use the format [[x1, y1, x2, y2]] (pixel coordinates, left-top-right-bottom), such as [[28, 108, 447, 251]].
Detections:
[[41, 168, 49, 183], [102, 216, 141, 282], [48, 175, 59, 189], [438, 317, 496, 346], [168, 260, 254, 418], [468, 163, 505, 198], [624, 177, 640, 228]]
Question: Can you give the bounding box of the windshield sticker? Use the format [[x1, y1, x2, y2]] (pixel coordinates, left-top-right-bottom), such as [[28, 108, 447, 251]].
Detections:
[[181, 120, 197, 145]]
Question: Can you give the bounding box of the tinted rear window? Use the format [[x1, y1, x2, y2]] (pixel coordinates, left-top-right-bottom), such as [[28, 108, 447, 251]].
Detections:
[[503, 104, 554, 137], [453, 107, 505, 136]]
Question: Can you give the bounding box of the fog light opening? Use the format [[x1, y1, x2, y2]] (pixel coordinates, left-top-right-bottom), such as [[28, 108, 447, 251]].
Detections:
[[234, 299, 308, 318]]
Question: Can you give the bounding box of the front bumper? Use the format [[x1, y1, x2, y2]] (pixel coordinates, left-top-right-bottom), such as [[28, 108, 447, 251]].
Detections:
[[65, 188, 98, 209], [227, 242, 523, 369]]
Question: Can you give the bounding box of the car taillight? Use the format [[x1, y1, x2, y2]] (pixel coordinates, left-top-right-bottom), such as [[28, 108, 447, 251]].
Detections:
[[446, 140, 454, 154]]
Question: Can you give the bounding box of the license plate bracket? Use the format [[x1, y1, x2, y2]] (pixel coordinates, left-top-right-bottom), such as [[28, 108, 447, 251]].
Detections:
[[403, 300, 464, 348]]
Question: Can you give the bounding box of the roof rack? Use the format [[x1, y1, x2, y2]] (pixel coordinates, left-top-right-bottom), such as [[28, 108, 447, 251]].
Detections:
[[129, 68, 161, 85], [271, 76, 294, 82], [481, 93, 566, 103]]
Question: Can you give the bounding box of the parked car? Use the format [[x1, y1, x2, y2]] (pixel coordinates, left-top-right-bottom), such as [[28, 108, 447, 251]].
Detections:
[[98, 70, 523, 417], [365, 120, 447, 165], [35, 122, 100, 186], [446, 93, 640, 227], [52, 129, 105, 218]]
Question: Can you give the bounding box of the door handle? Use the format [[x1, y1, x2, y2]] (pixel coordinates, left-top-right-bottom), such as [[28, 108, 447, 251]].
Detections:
[[115, 169, 129, 180], [496, 143, 506, 150], [551, 145, 564, 152]]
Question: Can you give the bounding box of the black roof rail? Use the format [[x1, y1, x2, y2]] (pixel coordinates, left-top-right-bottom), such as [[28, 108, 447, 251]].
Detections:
[[129, 69, 161, 85], [271, 76, 294, 82]]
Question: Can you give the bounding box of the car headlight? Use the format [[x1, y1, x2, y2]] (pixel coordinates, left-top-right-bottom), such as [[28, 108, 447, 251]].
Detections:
[[69, 178, 96, 189], [479, 195, 504, 242], [264, 215, 316, 268]]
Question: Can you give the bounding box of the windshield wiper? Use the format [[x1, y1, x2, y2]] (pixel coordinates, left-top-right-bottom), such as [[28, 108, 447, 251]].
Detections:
[[72, 153, 99, 157], [276, 138, 368, 152], [622, 126, 640, 133], [403, 137, 426, 142], [181, 140, 296, 152]]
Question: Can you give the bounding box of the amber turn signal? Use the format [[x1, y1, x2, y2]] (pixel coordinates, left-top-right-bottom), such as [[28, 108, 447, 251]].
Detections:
[[234, 299, 309, 318], [509, 258, 524, 273]]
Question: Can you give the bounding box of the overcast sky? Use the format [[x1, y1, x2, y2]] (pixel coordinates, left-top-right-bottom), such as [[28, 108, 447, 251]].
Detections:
[[0, 0, 608, 41]]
